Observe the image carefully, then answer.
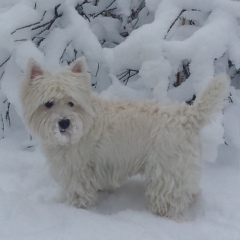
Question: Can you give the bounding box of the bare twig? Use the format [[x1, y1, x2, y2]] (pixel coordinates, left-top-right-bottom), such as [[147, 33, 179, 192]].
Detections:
[[117, 69, 139, 84], [1, 114, 4, 139], [92, 82, 97, 88], [35, 37, 45, 47], [0, 71, 5, 80], [6, 102, 11, 126], [32, 21, 51, 31], [164, 9, 186, 39], [14, 39, 27, 42], [186, 95, 196, 105], [95, 63, 100, 77], [228, 93, 233, 103], [60, 41, 72, 62], [164, 9, 203, 39], [93, 0, 116, 18], [11, 11, 47, 34], [32, 4, 62, 35], [0, 56, 11, 68], [74, 49, 78, 59], [175, 72, 181, 87]]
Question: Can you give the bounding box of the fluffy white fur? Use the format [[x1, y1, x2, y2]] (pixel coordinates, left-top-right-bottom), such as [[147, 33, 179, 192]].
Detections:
[[20, 57, 229, 219]]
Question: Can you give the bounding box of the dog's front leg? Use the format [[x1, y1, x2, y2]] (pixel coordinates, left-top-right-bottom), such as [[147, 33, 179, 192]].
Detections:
[[59, 167, 98, 209], [65, 183, 98, 209]]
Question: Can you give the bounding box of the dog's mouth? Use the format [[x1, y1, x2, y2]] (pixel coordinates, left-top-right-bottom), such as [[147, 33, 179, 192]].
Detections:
[[52, 120, 82, 144]]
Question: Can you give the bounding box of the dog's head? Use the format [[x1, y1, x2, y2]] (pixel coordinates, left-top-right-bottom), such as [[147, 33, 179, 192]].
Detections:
[[20, 57, 95, 145]]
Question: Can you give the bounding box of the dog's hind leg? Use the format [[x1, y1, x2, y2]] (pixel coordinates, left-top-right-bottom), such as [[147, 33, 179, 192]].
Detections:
[[144, 152, 201, 220]]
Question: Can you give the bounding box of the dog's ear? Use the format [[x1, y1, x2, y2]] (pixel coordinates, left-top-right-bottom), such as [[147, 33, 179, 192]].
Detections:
[[70, 57, 88, 74], [27, 58, 44, 81]]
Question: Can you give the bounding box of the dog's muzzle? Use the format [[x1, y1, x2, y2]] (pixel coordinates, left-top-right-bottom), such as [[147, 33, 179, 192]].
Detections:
[[58, 118, 70, 132]]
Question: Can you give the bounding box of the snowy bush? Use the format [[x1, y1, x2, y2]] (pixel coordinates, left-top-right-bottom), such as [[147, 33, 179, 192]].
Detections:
[[0, 0, 239, 162]]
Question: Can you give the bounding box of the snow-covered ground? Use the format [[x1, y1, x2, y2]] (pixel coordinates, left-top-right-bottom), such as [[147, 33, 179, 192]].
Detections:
[[0, 125, 240, 240], [0, 0, 240, 239]]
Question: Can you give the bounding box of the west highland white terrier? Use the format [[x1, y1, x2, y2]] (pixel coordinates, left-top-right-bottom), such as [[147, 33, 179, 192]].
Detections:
[[20, 57, 229, 219]]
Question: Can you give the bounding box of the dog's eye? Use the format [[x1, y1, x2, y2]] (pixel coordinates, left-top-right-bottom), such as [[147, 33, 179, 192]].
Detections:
[[44, 101, 54, 109], [68, 102, 74, 107]]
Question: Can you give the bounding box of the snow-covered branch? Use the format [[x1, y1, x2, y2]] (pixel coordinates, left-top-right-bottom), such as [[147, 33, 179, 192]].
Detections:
[[0, 0, 239, 161]]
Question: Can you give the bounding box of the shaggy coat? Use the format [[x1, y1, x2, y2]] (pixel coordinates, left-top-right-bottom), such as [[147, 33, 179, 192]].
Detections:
[[20, 57, 229, 219]]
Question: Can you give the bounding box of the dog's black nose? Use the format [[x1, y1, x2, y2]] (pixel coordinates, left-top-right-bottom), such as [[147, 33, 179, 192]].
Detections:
[[58, 119, 70, 130]]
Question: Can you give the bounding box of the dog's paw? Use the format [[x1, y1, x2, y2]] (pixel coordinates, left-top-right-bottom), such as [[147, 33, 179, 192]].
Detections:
[[67, 192, 96, 209]]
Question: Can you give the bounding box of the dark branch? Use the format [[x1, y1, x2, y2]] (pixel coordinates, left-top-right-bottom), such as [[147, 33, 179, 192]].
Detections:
[[93, 0, 116, 18], [164, 9, 186, 39], [5, 102, 11, 126], [164, 9, 203, 39], [1, 115, 4, 139], [14, 39, 27, 42], [0, 56, 11, 68], [117, 69, 139, 84], [11, 11, 47, 34], [60, 41, 72, 62], [186, 95, 196, 105], [95, 63, 100, 77]]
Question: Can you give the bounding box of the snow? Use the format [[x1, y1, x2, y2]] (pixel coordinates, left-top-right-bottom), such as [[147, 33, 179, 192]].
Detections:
[[0, 128, 240, 240], [100, 74, 151, 100], [1, 57, 23, 117], [34, 0, 64, 11], [90, 16, 125, 45], [0, 0, 240, 239], [116, 0, 131, 16], [15, 41, 45, 71], [61, 4, 103, 62]]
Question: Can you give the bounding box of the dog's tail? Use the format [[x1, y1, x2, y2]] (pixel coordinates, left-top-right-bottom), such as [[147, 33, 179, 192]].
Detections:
[[190, 74, 230, 127]]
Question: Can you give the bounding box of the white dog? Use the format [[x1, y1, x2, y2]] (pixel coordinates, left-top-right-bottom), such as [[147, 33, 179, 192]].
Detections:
[[20, 57, 229, 219]]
